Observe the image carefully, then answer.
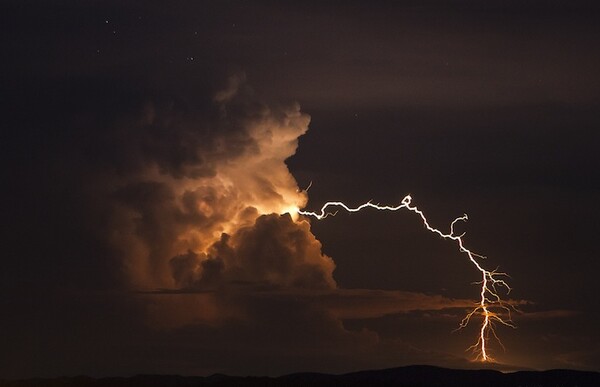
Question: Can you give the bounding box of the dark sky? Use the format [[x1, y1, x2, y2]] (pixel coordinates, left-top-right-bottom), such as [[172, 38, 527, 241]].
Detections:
[[2, 0, 600, 378]]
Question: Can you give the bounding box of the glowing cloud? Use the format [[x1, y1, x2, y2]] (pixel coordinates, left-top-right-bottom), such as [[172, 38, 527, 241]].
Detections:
[[108, 76, 312, 291]]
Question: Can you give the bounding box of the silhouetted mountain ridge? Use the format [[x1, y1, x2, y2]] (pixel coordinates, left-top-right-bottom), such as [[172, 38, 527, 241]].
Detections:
[[2, 365, 599, 387]]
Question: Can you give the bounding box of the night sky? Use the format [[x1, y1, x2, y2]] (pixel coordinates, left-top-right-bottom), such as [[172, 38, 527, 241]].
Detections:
[[2, 0, 600, 379]]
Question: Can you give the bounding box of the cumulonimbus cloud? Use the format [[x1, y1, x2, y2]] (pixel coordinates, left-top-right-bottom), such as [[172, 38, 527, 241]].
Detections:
[[102, 75, 323, 294]]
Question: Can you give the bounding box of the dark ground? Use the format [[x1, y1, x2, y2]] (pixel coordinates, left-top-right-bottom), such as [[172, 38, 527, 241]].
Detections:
[[2, 365, 599, 387]]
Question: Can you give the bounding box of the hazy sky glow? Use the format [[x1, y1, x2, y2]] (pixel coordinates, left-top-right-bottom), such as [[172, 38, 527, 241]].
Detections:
[[1, 0, 599, 378]]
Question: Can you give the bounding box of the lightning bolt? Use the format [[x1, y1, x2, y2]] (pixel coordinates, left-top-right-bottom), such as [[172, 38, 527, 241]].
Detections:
[[297, 194, 516, 362]]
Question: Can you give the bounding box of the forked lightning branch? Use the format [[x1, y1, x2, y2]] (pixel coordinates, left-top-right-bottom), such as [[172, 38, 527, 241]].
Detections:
[[297, 194, 516, 362]]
